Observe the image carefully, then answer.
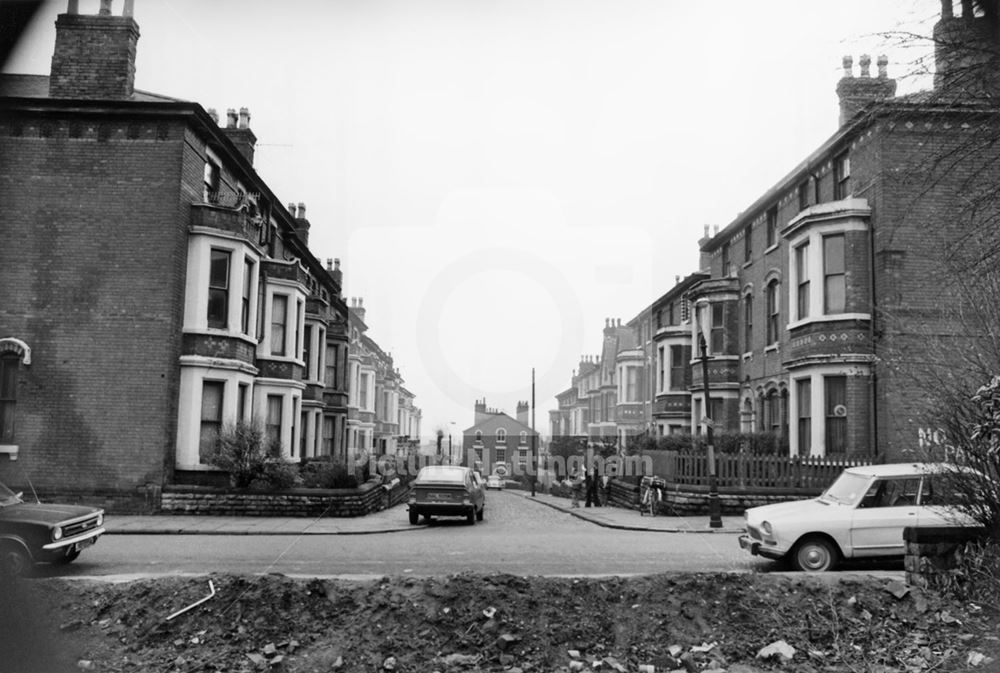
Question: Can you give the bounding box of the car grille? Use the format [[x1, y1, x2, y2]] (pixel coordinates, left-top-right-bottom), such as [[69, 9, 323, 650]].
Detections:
[[63, 515, 101, 539], [747, 525, 763, 541]]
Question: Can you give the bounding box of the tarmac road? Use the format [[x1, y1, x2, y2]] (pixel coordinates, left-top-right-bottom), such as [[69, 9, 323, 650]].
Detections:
[[34, 490, 903, 580], [42, 490, 768, 579]]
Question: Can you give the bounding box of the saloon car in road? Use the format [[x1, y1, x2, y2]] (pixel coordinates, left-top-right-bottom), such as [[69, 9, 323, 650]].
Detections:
[[739, 463, 977, 571], [485, 474, 504, 490], [408, 465, 485, 525], [0, 480, 105, 575]]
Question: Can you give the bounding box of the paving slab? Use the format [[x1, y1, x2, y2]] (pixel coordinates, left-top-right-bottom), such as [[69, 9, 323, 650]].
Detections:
[[508, 488, 744, 533]]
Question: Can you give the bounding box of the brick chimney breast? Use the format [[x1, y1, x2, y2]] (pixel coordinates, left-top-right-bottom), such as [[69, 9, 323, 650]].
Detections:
[[836, 54, 896, 126], [293, 201, 310, 245], [49, 0, 140, 99], [933, 0, 1000, 98], [221, 106, 257, 165]]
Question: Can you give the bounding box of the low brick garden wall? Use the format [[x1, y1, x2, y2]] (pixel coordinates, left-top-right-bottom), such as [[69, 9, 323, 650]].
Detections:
[[607, 479, 811, 515], [903, 526, 989, 588], [160, 478, 411, 517]]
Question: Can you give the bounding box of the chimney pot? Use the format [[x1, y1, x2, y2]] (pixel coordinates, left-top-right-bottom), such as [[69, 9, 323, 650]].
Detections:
[[713, 225, 720, 235], [67, 0, 79, 13], [877, 55, 889, 79], [842, 55, 854, 77], [326, 258, 333, 270], [226, 109, 238, 128], [99, 0, 112, 15], [207, 108, 219, 124], [859, 54, 872, 77], [288, 202, 296, 215], [238, 107, 250, 129], [297, 202, 306, 219], [942, 0, 953, 18], [123, 0, 135, 16], [703, 224, 709, 237], [334, 258, 340, 269]]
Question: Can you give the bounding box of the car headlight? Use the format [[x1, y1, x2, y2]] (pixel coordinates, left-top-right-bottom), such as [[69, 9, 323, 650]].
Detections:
[[761, 521, 773, 536], [52, 526, 63, 541], [96, 513, 104, 527]]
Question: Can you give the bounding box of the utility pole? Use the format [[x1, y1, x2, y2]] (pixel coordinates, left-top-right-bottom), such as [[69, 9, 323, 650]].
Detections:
[[699, 334, 723, 528], [531, 367, 537, 497]]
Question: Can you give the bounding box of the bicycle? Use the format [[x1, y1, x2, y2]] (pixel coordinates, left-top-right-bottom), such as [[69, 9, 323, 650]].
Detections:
[[638, 476, 666, 517]]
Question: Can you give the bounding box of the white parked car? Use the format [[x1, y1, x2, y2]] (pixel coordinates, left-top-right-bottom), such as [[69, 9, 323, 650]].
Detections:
[[739, 463, 977, 572]]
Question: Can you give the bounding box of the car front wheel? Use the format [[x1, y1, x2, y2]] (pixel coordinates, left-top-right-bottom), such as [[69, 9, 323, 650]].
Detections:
[[0, 543, 32, 577], [467, 508, 475, 525], [792, 536, 839, 572]]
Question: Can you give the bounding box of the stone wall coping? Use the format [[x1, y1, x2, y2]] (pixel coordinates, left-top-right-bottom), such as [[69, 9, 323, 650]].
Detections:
[[162, 477, 385, 498], [903, 525, 988, 543]]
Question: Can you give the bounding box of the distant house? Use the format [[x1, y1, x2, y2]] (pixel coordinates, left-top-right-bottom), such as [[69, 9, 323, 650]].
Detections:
[[462, 399, 538, 476]]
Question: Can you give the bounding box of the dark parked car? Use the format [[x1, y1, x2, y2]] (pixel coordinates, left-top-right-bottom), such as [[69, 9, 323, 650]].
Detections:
[[0, 479, 105, 575], [408, 465, 485, 525]]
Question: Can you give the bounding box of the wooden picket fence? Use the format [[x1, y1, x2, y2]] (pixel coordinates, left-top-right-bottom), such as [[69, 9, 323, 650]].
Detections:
[[666, 450, 874, 494]]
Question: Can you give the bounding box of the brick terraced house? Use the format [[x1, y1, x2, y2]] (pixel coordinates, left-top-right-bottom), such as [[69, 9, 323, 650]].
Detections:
[[551, 1, 1000, 461], [0, 1, 410, 508]]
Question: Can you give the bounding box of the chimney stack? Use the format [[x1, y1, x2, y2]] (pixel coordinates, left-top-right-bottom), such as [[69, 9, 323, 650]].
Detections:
[[933, 0, 1000, 98], [292, 201, 310, 245], [221, 106, 257, 165], [50, 0, 141, 99], [836, 54, 896, 126]]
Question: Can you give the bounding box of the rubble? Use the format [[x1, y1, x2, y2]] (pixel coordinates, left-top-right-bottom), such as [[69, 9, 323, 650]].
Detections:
[[2, 572, 998, 672]]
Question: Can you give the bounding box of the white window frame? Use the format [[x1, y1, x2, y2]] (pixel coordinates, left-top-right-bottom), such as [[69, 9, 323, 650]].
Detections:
[[183, 234, 260, 339], [786, 219, 870, 330]]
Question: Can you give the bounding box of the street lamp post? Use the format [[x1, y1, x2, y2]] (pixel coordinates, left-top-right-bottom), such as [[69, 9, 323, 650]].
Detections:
[[699, 334, 724, 529], [531, 367, 537, 497]]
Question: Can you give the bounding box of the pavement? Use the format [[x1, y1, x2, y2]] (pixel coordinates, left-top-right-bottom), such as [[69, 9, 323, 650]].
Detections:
[[105, 488, 744, 536]]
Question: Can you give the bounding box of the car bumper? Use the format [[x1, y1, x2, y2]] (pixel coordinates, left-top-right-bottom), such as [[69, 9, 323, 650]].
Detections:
[[738, 534, 784, 560], [409, 503, 473, 517], [42, 526, 105, 551]]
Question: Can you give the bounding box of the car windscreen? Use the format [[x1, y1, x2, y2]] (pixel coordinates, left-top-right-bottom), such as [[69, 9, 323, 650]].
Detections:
[[0, 481, 19, 506], [415, 467, 467, 484], [820, 472, 871, 506]]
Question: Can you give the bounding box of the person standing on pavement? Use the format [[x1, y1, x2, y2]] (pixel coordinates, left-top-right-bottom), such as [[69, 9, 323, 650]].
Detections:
[[585, 464, 601, 507], [569, 469, 583, 508]]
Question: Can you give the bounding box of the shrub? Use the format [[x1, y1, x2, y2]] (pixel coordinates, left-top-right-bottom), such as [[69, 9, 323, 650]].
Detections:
[[250, 460, 299, 491], [935, 539, 1000, 608], [206, 421, 297, 490], [644, 432, 789, 455], [300, 458, 360, 489]]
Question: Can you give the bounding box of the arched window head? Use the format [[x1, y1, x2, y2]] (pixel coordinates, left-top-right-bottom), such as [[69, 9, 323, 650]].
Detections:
[[496, 428, 507, 443]]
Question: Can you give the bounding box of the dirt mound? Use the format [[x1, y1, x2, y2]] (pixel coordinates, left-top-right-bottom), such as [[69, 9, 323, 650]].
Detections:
[[1, 572, 997, 672]]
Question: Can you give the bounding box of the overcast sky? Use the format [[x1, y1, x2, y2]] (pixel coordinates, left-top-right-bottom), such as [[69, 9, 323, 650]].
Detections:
[[5, 0, 940, 439]]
